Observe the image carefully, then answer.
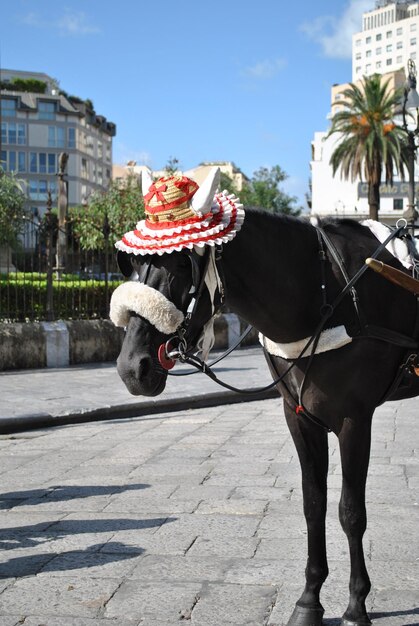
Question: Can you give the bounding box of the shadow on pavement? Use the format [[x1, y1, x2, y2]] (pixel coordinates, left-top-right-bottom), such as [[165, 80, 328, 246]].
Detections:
[[0, 542, 143, 578], [0, 515, 175, 550], [0, 483, 150, 507]]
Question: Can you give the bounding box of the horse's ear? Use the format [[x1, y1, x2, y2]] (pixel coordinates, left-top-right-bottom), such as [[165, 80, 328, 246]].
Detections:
[[117, 250, 134, 278], [191, 167, 220, 215], [141, 167, 154, 197]]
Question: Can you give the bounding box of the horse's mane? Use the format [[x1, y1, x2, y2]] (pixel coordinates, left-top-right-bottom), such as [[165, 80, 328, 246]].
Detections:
[[314, 216, 368, 235], [244, 206, 314, 234]]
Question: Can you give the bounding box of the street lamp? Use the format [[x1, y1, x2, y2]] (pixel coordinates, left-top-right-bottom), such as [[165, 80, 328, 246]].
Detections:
[[402, 59, 419, 231]]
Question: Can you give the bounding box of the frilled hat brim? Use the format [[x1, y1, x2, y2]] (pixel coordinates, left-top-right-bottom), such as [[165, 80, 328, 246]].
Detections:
[[115, 191, 245, 256]]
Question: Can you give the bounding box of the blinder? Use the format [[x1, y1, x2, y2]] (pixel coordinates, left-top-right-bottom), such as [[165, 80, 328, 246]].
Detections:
[[117, 248, 203, 295], [115, 247, 223, 369]]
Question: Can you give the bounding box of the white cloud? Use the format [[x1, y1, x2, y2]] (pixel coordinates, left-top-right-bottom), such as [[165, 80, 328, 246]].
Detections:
[[113, 143, 152, 167], [300, 0, 370, 59], [21, 9, 100, 36], [242, 58, 287, 80], [57, 11, 100, 36]]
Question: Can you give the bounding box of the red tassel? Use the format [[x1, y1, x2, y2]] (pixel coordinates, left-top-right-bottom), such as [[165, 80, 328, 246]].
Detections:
[[295, 404, 305, 415]]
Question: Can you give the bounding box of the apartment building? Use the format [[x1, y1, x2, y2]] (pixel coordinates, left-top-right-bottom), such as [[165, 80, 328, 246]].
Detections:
[[353, 0, 419, 80], [310, 1, 419, 222], [0, 69, 116, 219]]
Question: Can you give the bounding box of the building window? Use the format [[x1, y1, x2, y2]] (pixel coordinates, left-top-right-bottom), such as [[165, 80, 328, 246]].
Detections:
[[386, 58, 393, 65], [397, 27, 403, 35], [30, 152, 37, 173], [81, 158, 88, 178], [28, 179, 57, 201], [411, 51, 417, 60], [68, 127, 76, 148], [376, 33, 382, 41], [366, 49, 372, 57], [386, 44, 393, 52], [29, 152, 57, 174], [38, 101, 56, 120], [48, 153, 56, 173], [0, 150, 26, 173], [397, 40, 403, 49], [39, 153, 47, 173], [376, 61, 382, 68], [366, 36, 372, 44], [1, 99, 17, 118], [366, 63, 372, 73], [18, 152, 26, 172], [355, 52, 361, 60], [48, 126, 65, 148], [397, 55, 403, 63], [1, 122, 26, 145], [17, 124, 26, 145], [411, 37, 417, 46], [393, 198, 403, 211], [411, 23, 417, 31], [376, 47, 382, 54], [386, 30, 392, 37], [356, 38, 361, 46]]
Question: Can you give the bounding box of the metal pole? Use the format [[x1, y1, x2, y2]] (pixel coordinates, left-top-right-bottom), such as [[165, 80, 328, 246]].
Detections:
[[402, 60, 419, 233], [103, 212, 110, 310], [56, 152, 69, 278], [406, 130, 416, 227], [45, 191, 54, 321]]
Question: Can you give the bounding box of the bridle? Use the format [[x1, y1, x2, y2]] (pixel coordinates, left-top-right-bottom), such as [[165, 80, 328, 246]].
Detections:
[[158, 245, 225, 369]]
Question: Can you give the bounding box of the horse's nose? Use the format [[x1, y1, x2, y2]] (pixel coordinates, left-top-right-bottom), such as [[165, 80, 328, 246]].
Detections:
[[136, 354, 153, 381], [116, 353, 153, 387]]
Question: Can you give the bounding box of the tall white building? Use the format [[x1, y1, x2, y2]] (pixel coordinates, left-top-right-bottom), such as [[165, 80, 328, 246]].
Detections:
[[310, 1, 419, 222], [353, 0, 419, 80]]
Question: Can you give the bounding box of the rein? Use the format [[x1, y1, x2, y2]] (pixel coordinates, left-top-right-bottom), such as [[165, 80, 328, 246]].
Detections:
[[161, 220, 413, 404]]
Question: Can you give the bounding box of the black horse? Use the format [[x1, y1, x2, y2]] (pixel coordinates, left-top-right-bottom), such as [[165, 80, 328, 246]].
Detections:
[[113, 208, 419, 626]]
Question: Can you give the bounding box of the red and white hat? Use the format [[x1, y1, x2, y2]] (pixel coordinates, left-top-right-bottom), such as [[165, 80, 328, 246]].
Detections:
[[115, 166, 245, 256]]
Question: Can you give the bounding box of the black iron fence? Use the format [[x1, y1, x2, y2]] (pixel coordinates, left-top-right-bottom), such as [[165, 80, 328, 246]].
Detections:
[[0, 200, 122, 323]]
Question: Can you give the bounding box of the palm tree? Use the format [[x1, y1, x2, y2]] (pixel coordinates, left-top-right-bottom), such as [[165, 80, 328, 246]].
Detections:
[[327, 73, 407, 221]]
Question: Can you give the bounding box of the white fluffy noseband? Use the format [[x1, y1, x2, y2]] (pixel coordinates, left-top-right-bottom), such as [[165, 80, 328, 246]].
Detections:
[[110, 282, 184, 334]]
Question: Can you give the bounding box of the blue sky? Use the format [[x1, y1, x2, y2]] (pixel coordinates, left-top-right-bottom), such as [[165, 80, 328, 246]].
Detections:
[[0, 0, 372, 209]]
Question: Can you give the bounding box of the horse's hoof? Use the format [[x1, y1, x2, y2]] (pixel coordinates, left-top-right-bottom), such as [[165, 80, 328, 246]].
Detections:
[[287, 604, 324, 626]]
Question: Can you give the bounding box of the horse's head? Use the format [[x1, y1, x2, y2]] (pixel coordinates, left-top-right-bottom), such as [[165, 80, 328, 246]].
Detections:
[[110, 166, 244, 396], [111, 246, 219, 396]]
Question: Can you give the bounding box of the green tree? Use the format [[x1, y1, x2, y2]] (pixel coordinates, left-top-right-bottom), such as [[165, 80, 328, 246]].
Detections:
[[69, 174, 144, 250], [223, 165, 301, 216], [0, 168, 26, 246], [164, 156, 181, 175], [327, 73, 407, 221]]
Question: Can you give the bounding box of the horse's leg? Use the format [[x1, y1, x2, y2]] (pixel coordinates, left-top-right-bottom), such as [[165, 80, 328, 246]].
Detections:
[[339, 415, 372, 626], [284, 403, 329, 626]]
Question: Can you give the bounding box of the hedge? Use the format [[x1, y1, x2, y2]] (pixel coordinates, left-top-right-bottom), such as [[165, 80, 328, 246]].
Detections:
[[0, 273, 122, 322]]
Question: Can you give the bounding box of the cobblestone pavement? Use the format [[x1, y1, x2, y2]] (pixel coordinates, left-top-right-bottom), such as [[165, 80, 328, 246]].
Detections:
[[0, 393, 418, 625]]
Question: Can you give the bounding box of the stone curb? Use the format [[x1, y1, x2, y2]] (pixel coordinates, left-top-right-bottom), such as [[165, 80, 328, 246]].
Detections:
[[0, 387, 279, 435]]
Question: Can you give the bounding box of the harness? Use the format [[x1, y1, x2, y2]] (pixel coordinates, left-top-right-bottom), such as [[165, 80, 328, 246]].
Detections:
[[160, 220, 419, 431]]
